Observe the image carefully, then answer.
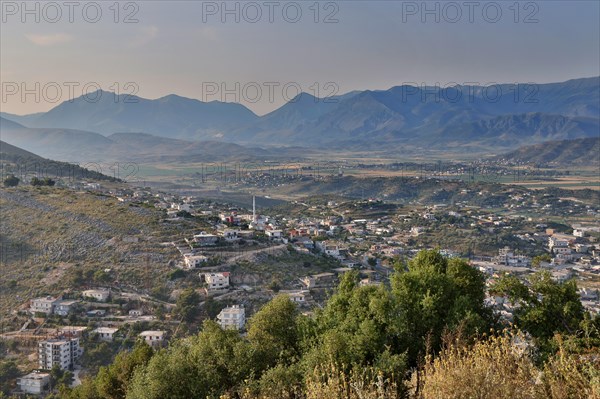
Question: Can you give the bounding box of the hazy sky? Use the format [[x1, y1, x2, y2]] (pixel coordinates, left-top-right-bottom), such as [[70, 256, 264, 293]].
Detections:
[[1, 0, 599, 115]]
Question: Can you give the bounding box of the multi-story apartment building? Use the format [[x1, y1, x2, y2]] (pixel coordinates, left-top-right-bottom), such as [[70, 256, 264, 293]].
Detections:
[[38, 338, 82, 370], [217, 305, 245, 330]]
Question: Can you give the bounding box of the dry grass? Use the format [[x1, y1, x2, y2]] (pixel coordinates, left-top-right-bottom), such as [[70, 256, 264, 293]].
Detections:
[[414, 332, 600, 399]]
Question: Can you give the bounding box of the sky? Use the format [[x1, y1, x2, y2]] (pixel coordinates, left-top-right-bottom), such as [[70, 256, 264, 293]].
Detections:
[[1, 0, 599, 116]]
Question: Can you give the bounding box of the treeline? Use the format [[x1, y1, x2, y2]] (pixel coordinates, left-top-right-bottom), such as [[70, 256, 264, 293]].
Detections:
[[52, 251, 600, 398]]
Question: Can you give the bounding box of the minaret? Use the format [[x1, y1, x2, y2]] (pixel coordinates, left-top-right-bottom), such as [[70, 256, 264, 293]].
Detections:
[[252, 195, 256, 223]]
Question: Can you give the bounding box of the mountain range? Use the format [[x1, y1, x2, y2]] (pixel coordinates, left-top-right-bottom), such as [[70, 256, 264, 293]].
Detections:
[[1, 77, 598, 159], [0, 117, 305, 162]]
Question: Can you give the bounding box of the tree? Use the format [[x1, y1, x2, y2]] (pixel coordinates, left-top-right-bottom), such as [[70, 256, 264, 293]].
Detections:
[[154, 305, 166, 321], [0, 360, 19, 395], [303, 270, 408, 397], [31, 177, 56, 186], [268, 278, 281, 293], [247, 295, 300, 369], [174, 288, 201, 323], [93, 269, 111, 284], [2, 175, 19, 187], [72, 341, 154, 399], [391, 250, 493, 365], [81, 341, 115, 375], [492, 271, 585, 341], [49, 364, 74, 392], [202, 296, 225, 319], [126, 321, 251, 399]]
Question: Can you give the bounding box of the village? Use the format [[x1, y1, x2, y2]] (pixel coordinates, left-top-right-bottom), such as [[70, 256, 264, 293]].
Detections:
[[2, 178, 600, 397]]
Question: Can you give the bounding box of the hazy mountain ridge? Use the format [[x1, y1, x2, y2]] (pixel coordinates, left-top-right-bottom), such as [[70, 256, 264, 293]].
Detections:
[[8, 90, 259, 139], [2, 77, 598, 154], [0, 122, 293, 162], [496, 137, 600, 165], [238, 78, 600, 148]]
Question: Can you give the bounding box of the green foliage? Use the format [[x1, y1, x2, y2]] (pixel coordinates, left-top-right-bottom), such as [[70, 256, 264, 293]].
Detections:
[[58, 250, 599, 399], [247, 295, 300, 369], [126, 321, 251, 399], [202, 296, 226, 319], [492, 271, 585, 341], [391, 250, 493, 364], [268, 278, 281, 293], [0, 360, 19, 395], [67, 341, 153, 399], [81, 340, 117, 376], [31, 177, 56, 186], [2, 175, 19, 187], [167, 269, 186, 281], [174, 288, 201, 323], [176, 210, 193, 218], [94, 269, 112, 284], [301, 270, 408, 397]]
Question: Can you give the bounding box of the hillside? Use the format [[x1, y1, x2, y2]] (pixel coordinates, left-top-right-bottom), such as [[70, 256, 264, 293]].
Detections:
[[0, 140, 121, 183], [0, 139, 42, 159], [0, 186, 189, 318], [497, 137, 600, 165]]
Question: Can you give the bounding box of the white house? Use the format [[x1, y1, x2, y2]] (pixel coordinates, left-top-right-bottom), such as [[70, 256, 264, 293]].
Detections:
[[410, 226, 425, 237], [30, 296, 59, 315], [38, 338, 82, 370], [94, 327, 119, 342], [359, 278, 382, 287], [217, 305, 245, 330], [17, 371, 50, 395], [422, 213, 437, 221], [128, 309, 144, 317], [316, 241, 347, 260], [287, 291, 309, 304], [184, 253, 209, 269], [82, 289, 110, 302], [573, 228, 585, 238], [193, 232, 218, 246], [204, 272, 230, 291], [54, 300, 79, 316], [220, 229, 240, 242], [140, 330, 166, 347], [266, 230, 283, 239], [172, 203, 191, 212]]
